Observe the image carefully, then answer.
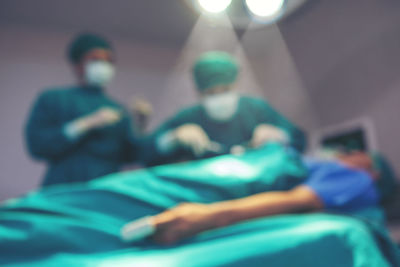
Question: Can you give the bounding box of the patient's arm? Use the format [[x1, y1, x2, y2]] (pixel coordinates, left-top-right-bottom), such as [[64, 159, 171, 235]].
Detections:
[[152, 185, 323, 245]]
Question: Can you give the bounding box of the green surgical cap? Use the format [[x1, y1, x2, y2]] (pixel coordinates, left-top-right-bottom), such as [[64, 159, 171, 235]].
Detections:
[[67, 33, 112, 64], [371, 152, 398, 204], [192, 51, 239, 91]]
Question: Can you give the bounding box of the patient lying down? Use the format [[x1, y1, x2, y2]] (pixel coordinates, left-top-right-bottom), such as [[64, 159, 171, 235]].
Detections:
[[147, 151, 382, 245]]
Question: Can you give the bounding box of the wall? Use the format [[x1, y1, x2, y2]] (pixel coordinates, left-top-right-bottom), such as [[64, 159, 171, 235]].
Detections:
[[280, 0, 400, 176], [2, 0, 399, 202], [0, 26, 182, 201], [0, 23, 316, 201]]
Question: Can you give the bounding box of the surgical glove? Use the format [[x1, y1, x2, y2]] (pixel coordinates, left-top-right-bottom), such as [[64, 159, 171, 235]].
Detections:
[[157, 124, 211, 157], [64, 107, 122, 140], [251, 124, 289, 148], [84, 107, 122, 129]]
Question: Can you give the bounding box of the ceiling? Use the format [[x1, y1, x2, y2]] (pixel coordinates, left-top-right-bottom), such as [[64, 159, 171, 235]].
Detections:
[[0, 0, 310, 46], [0, 0, 197, 46]]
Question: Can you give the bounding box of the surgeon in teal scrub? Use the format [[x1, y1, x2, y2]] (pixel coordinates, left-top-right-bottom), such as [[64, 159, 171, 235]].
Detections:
[[146, 51, 307, 166], [25, 33, 139, 186]]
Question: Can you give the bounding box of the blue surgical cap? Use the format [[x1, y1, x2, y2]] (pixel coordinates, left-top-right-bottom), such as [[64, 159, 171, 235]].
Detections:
[[192, 51, 239, 91], [67, 33, 113, 64]]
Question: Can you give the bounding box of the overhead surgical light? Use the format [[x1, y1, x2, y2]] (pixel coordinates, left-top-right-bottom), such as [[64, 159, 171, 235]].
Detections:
[[245, 0, 285, 18], [197, 0, 232, 13], [187, 0, 304, 28]]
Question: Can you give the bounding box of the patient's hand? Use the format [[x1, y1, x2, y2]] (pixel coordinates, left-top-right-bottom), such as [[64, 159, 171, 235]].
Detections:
[[152, 203, 217, 245], [151, 187, 324, 245]]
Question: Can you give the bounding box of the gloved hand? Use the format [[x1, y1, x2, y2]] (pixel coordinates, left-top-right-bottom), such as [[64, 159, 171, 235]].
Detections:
[[130, 98, 153, 134], [250, 124, 289, 148], [157, 124, 212, 157], [82, 107, 122, 130], [64, 107, 122, 140]]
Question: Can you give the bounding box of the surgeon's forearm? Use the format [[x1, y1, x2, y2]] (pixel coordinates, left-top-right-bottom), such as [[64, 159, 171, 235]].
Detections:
[[210, 186, 323, 228], [156, 130, 178, 155], [63, 118, 92, 141]]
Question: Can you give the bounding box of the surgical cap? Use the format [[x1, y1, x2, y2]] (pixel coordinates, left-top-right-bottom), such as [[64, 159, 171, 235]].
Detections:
[[192, 51, 239, 91], [371, 152, 397, 204], [67, 33, 113, 64]]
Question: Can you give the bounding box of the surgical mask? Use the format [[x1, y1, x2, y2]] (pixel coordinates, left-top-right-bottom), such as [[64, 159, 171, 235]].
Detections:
[[202, 91, 239, 122], [84, 61, 115, 87]]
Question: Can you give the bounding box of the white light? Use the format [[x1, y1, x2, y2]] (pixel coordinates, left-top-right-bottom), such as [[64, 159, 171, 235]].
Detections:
[[245, 0, 285, 17], [197, 0, 232, 13]]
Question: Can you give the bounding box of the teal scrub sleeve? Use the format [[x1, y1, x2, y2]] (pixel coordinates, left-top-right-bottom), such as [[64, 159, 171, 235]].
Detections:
[[254, 99, 307, 153], [141, 110, 192, 166], [25, 92, 79, 160], [120, 115, 141, 163]]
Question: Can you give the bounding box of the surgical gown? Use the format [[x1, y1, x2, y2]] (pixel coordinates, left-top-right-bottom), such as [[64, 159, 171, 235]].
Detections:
[[25, 86, 139, 186], [145, 96, 307, 165]]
